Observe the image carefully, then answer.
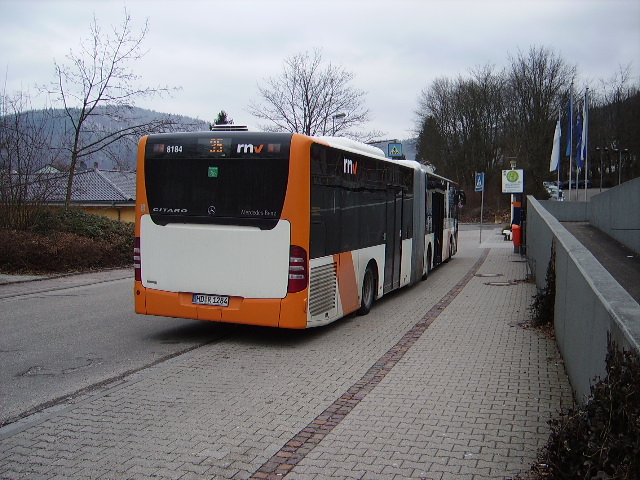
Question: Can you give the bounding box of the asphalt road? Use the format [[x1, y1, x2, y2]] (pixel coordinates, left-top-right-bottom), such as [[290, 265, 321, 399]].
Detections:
[[0, 270, 229, 426]]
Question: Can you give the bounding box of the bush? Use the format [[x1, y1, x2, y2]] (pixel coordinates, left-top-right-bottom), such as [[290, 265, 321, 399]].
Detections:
[[0, 208, 134, 274], [459, 206, 510, 224], [530, 243, 555, 327], [535, 340, 640, 479]]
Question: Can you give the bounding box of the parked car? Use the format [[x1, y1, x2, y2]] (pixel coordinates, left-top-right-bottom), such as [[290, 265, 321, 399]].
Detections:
[[547, 185, 564, 201], [559, 180, 578, 190]]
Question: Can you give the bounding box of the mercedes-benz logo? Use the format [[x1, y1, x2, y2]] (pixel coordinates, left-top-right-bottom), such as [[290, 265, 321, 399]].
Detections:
[[207, 206, 216, 215]]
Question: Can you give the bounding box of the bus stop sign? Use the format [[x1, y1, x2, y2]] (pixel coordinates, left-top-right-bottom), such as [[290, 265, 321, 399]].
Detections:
[[502, 169, 524, 193]]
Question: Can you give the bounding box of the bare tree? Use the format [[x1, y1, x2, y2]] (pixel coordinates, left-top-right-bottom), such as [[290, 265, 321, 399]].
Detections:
[[416, 47, 575, 200], [415, 45, 640, 205], [415, 65, 507, 190], [595, 65, 639, 148], [0, 91, 63, 229], [503, 46, 576, 196], [248, 49, 382, 140], [44, 9, 180, 206], [415, 76, 460, 176], [590, 65, 640, 185]]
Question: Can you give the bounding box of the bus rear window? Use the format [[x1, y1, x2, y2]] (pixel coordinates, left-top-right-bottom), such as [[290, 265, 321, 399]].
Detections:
[[144, 134, 291, 229]]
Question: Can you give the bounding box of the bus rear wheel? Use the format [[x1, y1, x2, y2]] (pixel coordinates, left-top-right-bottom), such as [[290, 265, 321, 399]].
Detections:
[[444, 237, 454, 262], [422, 247, 432, 280], [357, 264, 376, 315]]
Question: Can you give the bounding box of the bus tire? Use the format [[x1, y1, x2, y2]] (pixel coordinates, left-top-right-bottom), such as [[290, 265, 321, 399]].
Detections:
[[357, 263, 376, 315], [422, 247, 432, 280], [444, 236, 454, 262]]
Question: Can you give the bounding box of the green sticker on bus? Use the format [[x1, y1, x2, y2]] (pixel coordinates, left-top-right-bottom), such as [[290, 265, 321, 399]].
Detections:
[[208, 167, 219, 178]]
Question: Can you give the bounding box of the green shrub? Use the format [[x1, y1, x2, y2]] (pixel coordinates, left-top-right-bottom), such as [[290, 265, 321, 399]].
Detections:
[[31, 208, 131, 239], [530, 243, 555, 327], [0, 209, 133, 274], [536, 341, 640, 479]]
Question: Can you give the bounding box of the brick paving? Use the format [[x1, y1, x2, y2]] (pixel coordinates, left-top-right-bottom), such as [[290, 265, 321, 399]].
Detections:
[[0, 228, 573, 479]]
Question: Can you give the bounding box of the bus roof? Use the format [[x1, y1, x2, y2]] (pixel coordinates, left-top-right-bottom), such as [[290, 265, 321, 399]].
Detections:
[[314, 136, 386, 159], [396, 159, 458, 185]]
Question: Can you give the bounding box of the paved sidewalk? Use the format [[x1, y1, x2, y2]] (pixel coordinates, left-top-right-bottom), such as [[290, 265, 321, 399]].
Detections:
[[0, 228, 572, 479]]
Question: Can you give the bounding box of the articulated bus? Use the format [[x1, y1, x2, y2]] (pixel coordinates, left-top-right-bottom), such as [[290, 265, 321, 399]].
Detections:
[[134, 129, 465, 329]]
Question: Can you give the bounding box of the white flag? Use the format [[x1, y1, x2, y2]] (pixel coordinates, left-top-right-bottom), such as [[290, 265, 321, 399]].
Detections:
[[549, 116, 561, 172]]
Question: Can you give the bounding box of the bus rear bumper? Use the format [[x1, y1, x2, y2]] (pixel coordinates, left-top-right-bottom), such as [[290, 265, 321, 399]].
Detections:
[[135, 284, 308, 328]]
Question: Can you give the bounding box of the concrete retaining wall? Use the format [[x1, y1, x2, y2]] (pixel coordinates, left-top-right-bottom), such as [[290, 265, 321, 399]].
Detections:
[[539, 177, 640, 252], [538, 200, 588, 222], [589, 178, 640, 254], [527, 196, 640, 403]]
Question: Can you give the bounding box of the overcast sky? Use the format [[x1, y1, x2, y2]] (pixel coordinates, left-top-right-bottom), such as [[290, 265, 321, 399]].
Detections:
[[1, 0, 639, 140]]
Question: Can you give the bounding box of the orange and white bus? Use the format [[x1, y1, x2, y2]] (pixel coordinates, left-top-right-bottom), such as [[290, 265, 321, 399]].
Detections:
[[134, 129, 464, 328]]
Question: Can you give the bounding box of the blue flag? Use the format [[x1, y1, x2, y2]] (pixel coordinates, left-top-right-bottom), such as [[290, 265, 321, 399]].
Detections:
[[576, 112, 583, 169]]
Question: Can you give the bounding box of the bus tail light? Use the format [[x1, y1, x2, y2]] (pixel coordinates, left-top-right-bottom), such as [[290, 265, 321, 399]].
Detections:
[[134, 237, 142, 282], [288, 245, 308, 293]]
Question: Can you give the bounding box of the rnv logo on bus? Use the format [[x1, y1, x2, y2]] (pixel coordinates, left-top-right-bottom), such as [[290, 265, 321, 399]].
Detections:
[[344, 158, 358, 175], [237, 144, 264, 154]]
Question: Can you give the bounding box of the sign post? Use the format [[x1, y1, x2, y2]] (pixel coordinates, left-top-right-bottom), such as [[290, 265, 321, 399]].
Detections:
[[502, 168, 524, 225], [475, 173, 485, 243]]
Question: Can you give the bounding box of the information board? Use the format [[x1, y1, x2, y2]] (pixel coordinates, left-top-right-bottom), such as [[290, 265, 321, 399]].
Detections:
[[502, 169, 524, 193]]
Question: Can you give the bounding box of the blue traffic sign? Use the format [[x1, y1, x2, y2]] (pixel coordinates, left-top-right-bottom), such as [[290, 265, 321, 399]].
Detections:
[[388, 142, 403, 158], [475, 173, 485, 191]]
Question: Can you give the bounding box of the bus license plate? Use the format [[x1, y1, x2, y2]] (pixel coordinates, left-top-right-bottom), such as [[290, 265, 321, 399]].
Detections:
[[192, 294, 229, 307]]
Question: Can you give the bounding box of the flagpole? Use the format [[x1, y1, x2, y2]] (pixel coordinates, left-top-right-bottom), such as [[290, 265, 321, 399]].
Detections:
[[583, 88, 589, 202], [569, 151, 573, 201], [568, 83, 574, 202], [557, 110, 561, 188]]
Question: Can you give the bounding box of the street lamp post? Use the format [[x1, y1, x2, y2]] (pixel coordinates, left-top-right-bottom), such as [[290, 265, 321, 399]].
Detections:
[[507, 158, 517, 225], [596, 147, 608, 192], [332, 113, 346, 135], [613, 148, 629, 185]]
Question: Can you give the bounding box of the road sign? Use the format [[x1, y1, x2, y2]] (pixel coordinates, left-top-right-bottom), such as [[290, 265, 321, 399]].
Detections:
[[502, 169, 524, 193], [476, 172, 486, 243], [388, 142, 403, 158]]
